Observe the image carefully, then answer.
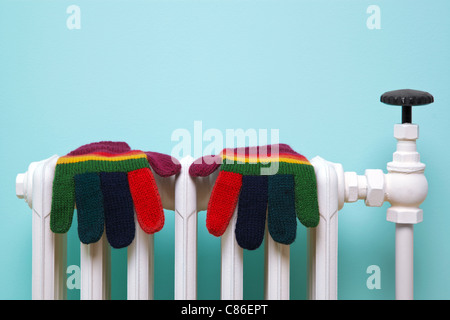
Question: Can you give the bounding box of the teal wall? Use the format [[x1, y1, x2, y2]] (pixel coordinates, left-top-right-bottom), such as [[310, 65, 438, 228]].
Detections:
[[1, 0, 449, 299]]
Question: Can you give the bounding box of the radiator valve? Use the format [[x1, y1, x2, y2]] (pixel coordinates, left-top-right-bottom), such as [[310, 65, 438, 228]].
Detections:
[[381, 89, 433, 224]]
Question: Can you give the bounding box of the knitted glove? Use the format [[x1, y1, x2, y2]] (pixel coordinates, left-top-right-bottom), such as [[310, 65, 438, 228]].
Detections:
[[189, 144, 319, 250], [50, 141, 181, 249]]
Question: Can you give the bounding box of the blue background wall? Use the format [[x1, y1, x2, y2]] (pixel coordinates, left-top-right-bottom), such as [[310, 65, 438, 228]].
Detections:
[[1, 0, 449, 299]]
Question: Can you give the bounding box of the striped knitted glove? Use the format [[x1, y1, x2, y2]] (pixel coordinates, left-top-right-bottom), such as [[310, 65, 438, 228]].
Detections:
[[50, 141, 181, 249], [189, 144, 319, 250]]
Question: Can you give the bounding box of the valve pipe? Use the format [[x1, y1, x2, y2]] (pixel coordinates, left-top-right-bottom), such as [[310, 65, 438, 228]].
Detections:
[[395, 224, 414, 300]]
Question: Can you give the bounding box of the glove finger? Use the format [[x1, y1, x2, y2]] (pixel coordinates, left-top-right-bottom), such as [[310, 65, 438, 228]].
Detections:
[[189, 155, 222, 177], [235, 175, 268, 250], [294, 165, 320, 228], [128, 167, 164, 234], [50, 168, 75, 234], [206, 170, 242, 237], [268, 175, 297, 245], [145, 151, 182, 177], [74, 173, 105, 244], [100, 172, 135, 249]]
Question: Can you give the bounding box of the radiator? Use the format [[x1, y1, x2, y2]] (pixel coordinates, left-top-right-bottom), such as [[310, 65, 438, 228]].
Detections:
[[15, 94, 429, 300]]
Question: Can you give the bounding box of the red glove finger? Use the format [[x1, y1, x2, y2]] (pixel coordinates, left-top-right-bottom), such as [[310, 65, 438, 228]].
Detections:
[[206, 170, 242, 237], [128, 167, 165, 234]]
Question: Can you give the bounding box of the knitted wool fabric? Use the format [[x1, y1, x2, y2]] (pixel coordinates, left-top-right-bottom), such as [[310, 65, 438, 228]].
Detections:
[[267, 175, 297, 245], [235, 176, 268, 250], [100, 172, 136, 249], [74, 173, 105, 244], [190, 144, 319, 250], [50, 141, 180, 249], [205, 170, 242, 237]]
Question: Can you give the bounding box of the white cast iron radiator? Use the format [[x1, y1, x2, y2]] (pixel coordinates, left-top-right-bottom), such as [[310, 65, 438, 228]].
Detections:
[[15, 89, 432, 300]]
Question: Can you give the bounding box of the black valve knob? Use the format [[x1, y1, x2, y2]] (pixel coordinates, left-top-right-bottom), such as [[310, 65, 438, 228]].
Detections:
[[380, 89, 434, 123]]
